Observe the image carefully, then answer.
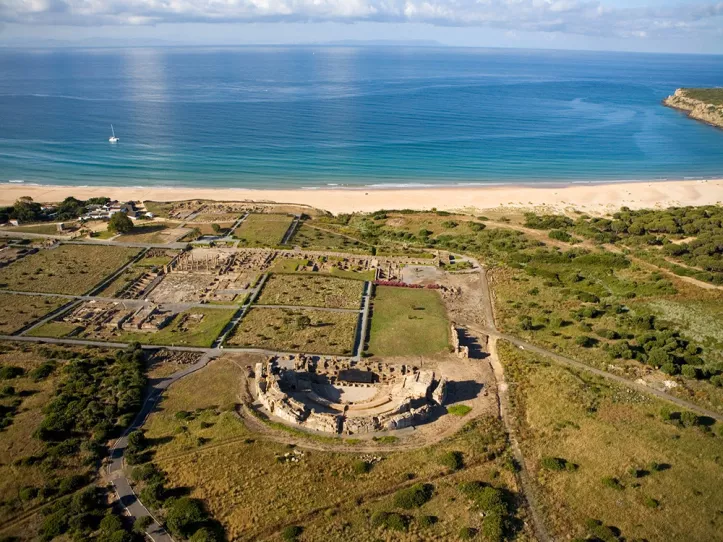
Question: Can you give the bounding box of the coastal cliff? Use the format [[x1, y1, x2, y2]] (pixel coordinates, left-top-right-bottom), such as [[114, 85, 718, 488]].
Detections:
[[664, 88, 723, 129]]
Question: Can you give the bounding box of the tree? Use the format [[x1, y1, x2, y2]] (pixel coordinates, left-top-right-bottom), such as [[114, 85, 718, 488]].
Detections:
[[165, 497, 206, 538], [108, 212, 134, 234], [13, 196, 42, 222], [211, 223, 221, 234], [295, 315, 311, 330]]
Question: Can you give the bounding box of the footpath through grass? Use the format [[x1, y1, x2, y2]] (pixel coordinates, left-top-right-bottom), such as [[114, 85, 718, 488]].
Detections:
[[367, 286, 450, 357], [498, 341, 723, 542]]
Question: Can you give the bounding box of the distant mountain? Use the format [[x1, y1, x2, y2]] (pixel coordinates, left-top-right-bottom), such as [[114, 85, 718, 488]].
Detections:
[[0, 37, 184, 48]]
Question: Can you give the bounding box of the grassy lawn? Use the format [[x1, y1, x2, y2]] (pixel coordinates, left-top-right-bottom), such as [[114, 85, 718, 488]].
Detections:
[[499, 341, 723, 542], [227, 307, 357, 355], [256, 274, 364, 309], [367, 286, 449, 357], [0, 244, 139, 295], [118, 308, 236, 347], [27, 321, 80, 338], [142, 357, 519, 542], [232, 214, 293, 247], [290, 224, 371, 253], [0, 293, 67, 334]]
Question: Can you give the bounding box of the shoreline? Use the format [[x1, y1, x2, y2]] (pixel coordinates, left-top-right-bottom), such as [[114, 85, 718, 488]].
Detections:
[[0, 179, 721, 214]]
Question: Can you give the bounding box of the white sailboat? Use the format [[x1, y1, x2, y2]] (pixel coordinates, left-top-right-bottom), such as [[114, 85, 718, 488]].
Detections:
[[109, 124, 119, 143]]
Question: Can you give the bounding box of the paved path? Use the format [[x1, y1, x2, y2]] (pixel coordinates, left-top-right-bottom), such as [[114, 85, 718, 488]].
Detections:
[[108, 350, 219, 542]]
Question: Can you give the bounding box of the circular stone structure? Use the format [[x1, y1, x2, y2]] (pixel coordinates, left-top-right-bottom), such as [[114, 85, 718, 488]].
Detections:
[[254, 355, 448, 435]]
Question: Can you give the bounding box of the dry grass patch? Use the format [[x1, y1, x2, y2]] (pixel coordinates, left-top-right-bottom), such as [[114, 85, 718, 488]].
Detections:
[[499, 341, 723, 542], [118, 308, 236, 348], [0, 244, 139, 295], [0, 293, 67, 334], [257, 274, 364, 309], [227, 307, 357, 355], [290, 224, 371, 253]]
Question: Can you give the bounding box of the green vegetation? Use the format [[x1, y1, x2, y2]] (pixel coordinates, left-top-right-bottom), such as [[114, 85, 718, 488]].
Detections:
[[367, 286, 449, 357], [0, 196, 109, 225], [227, 307, 357, 355], [290, 223, 372, 253], [499, 341, 723, 541], [108, 211, 134, 234], [257, 273, 364, 309], [447, 404, 472, 416], [119, 308, 235, 347], [0, 293, 66, 334], [0, 244, 139, 295], [232, 214, 294, 247], [678, 88, 723, 106]]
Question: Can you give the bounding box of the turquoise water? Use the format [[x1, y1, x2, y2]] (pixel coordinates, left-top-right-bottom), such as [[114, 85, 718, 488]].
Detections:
[[0, 46, 722, 188]]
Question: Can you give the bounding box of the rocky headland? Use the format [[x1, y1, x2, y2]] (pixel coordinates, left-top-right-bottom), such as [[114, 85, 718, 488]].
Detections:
[[664, 88, 723, 129]]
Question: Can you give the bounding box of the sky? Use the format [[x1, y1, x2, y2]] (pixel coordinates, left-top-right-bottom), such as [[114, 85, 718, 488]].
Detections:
[[0, 0, 722, 53]]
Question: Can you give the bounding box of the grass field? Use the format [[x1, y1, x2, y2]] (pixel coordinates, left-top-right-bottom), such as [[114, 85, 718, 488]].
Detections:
[[0, 293, 67, 334], [227, 307, 357, 355], [498, 341, 723, 542], [116, 223, 173, 244], [184, 222, 235, 235], [257, 274, 364, 309], [0, 344, 98, 529], [233, 214, 293, 247], [680, 88, 723, 106], [367, 286, 449, 357], [6, 224, 68, 235], [118, 308, 236, 347], [143, 357, 521, 542], [0, 244, 139, 295], [290, 224, 371, 253]]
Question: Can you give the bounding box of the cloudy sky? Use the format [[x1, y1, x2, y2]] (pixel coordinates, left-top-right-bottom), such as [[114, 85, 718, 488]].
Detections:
[[1, 0, 722, 53]]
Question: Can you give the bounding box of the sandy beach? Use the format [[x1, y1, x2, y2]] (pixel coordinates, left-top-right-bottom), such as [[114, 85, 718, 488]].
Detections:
[[1, 179, 721, 215]]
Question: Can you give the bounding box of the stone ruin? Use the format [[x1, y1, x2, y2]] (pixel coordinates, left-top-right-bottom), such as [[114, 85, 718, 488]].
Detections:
[[254, 355, 449, 435], [450, 324, 469, 359]]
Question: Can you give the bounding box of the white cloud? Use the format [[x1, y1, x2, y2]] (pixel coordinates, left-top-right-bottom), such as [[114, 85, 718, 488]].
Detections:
[[1, 0, 722, 41]]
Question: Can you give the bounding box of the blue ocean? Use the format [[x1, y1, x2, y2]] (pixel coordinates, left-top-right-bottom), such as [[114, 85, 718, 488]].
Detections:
[[0, 46, 722, 189]]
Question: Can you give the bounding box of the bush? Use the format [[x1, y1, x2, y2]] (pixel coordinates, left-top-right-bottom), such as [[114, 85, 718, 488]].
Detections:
[[540, 456, 566, 471], [681, 365, 699, 379], [575, 335, 598, 348], [18, 486, 38, 501], [0, 365, 24, 380], [680, 411, 700, 427], [644, 497, 660, 508], [549, 229, 573, 242], [601, 476, 624, 490], [482, 511, 505, 542], [447, 404, 472, 416], [100, 514, 123, 534], [352, 459, 371, 475], [371, 511, 408, 532], [418, 515, 437, 528], [281, 525, 303, 541], [393, 483, 434, 509], [439, 450, 464, 471], [459, 526, 478, 540], [165, 497, 206, 538], [29, 361, 57, 382]]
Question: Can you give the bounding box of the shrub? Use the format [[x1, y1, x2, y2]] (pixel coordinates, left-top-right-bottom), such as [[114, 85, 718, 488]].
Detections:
[[418, 515, 437, 528], [371, 511, 408, 532], [0, 365, 24, 380], [681, 365, 699, 379], [680, 411, 700, 427], [549, 229, 573, 242], [482, 511, 505, 542], [540, 456, 566, 471], [18, 486, 38, 501], [281, 525, 302, 541], [165, 497, 206, 538], [352, 459, 371, 475], [100, 514, 123, 534], [0, 385, 15, 398], [644, 497, 660, 508], [29, 361, 57, 382], [601, 476, 624, 490], [439, 450, 464, 471], [575, 336, 598, 348], [189, 528, 218, 542], [459, 526, 478, 540], [393, 483, 434, 509]]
